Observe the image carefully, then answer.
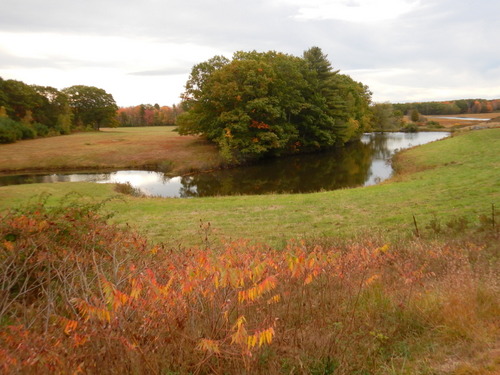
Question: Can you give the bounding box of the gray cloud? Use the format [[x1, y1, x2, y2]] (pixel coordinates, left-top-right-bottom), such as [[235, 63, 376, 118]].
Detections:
[[1, 0, 499, 104], [0, 49, 52, 69]]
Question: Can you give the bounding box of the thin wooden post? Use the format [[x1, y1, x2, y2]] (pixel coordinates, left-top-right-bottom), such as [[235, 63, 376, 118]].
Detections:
[[492, 203, 496, 230], [413, 215, 420, 237]]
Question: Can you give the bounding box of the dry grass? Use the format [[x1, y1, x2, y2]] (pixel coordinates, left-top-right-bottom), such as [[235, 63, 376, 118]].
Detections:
[[423, 113, 500, 129], [0, 127, 225, 175], [401, 113, 500, 130]]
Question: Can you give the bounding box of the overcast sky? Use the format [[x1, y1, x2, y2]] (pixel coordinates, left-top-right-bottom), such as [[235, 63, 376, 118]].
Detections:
[[1, 0, 498, 107]]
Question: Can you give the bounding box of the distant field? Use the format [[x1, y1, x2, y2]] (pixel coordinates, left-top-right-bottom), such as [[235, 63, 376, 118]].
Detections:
[[0, 127, 224, 175], [431, 112, 498, 119], [423, 112, 500, 128]]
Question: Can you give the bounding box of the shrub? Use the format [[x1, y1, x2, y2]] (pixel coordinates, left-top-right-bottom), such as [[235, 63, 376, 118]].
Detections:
[[401, 122, 419, 132], [410, 109, 420, 122], [0, 118, 38, 142], [0, 123, 19, 143], [0, 197, 148, 327], [33, 122, 50, 137], [15, 122, 37, 139], [426, 120, 444, 129]]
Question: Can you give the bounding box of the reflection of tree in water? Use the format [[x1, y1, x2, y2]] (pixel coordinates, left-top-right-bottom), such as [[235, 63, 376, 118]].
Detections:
[[0, 175, 38, 186], [363, 133, 393, 159], [0, 172, 113, 186], [178, 140, 375, 197]]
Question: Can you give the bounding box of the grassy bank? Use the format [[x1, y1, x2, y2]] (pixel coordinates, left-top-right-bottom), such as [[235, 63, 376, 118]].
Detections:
[[0, 126, 224, 175], [1, 129, 498, 246]]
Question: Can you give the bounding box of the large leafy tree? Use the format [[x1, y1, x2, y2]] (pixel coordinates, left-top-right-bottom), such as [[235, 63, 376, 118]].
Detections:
[[370, 103, 402, 130], [178, 47, 372, 162], [32, 85, 73, 133], [63, 85, 118, 130], [0, 79, 44, 122]]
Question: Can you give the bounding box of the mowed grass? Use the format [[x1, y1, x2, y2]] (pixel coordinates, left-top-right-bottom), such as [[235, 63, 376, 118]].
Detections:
[[1, 129, 498, 246], [0, 126, 224, 175]]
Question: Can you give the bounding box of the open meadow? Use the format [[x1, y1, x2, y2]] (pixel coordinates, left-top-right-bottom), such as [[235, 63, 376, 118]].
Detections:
[[0, 128, 499, 374], [0, 127, 224, 175]]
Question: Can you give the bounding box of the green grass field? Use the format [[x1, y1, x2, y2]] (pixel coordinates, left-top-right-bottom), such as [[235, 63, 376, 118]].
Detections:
[[1, 128, 498, 246]]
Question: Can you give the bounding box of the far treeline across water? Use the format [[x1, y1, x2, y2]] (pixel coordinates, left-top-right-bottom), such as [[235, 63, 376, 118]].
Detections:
[[393, 98, 500, 115]]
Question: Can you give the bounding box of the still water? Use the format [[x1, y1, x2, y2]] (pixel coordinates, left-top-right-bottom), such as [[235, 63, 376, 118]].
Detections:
[[0, 132, 449, 198]]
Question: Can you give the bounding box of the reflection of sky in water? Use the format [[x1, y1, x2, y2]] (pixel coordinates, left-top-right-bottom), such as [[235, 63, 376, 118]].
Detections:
[[385, 132, 448, 150], [38, 174, 108, 183], [362, 132, 448, 153], [361, 132, 449, 186], [94, 171, 193, 197], [1, 132, 449, 197], [364, 159, 392, 186]]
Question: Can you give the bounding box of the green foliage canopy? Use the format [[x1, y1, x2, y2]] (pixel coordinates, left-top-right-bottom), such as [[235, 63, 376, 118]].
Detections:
[[0, 77, 119, 143], [370, 102, 403, 130], [177, 47, 372, 162], [63, 85, 118, 130]]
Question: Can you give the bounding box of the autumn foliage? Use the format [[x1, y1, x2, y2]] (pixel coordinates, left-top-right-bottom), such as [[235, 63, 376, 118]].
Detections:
[[1, 200, 499, 374], [117, 104, 183, 127]]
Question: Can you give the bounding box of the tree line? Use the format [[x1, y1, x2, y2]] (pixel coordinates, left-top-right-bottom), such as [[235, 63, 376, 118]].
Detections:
[[117, 104, 183, 127], [177, 47, 372, 162], [0, 77, 119, 143], [393, 98, 500, 116]]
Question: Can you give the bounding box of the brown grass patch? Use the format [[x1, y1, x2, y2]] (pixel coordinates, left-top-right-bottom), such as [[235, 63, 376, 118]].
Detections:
[[425, 113, 500, 129], [0, 127, 225, 175]]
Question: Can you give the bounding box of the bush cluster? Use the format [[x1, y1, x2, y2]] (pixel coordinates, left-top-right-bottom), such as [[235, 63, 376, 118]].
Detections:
[[400, 122, 419, 133], [0, 118, 36, 143], [0, 117, 63, 144]]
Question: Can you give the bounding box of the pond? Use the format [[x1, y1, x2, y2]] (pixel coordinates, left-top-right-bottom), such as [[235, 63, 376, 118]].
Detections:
[[0, 132, 449, 198]]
